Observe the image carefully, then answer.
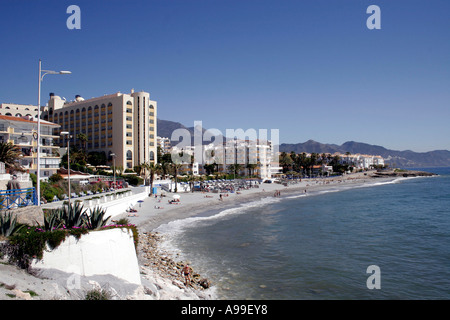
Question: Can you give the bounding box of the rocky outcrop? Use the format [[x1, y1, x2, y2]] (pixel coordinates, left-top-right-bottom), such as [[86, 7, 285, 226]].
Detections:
[[2, 206, 44, 226], [138, 232, 212, 292], [372, 170, 437, 178]]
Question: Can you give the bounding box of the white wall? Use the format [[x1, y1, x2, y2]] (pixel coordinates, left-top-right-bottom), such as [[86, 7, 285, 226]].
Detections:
[[31, 228, 141, 285]]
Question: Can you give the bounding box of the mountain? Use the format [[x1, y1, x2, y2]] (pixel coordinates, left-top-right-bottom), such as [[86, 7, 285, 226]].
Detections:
[[158, 119, 450, 168], [157, 119, 224, 145], [279, 140, 450, 168]]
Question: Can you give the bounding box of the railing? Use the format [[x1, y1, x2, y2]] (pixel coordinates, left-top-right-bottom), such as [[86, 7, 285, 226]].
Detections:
[[0, 187, 38, 210]]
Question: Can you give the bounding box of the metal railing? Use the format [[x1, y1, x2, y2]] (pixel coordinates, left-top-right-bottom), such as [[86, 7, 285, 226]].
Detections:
[[0, 187, 38, 210]]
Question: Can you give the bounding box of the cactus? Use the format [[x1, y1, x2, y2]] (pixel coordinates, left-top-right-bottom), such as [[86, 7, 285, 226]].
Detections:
[[0, 212, 21, 237]]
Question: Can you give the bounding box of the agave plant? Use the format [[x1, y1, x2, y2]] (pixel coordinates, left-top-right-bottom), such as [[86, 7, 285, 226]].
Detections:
[[42, 210, 63, 231], [58, 202, 88, 228], [86, 207, 110, 230], [0, 212, 22, 237]]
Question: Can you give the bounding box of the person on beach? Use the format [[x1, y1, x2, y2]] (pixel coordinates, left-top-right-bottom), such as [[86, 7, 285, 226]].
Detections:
[[182, 264, 191, 286]]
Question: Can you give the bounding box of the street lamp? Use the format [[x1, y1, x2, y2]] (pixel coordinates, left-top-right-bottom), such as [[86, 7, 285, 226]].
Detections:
[[37, 59, 71, 206], [110, 153, 116, 193], [60, 131, 72, 206]]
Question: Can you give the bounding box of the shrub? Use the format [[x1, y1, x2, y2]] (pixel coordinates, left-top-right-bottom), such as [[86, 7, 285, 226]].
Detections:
[[4, 226, 88, 270], [123, 175, 143, 186], [48, 173, 63, 183], [85, 288, 112, 300]]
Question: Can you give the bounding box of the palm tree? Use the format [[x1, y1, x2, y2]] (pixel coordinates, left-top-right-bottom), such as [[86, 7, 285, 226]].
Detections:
[[228, 164, 243, 178], [0, 142, 22, 171], [76, 133, 88, 151], [142, 161, 159, 195], [246, 163, 258, 177], [279, 152, 293, 173], [172, 163, 183, 193]]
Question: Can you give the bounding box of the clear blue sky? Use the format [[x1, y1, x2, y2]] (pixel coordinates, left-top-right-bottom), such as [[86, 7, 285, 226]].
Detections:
[[1, 0, 449, 152]]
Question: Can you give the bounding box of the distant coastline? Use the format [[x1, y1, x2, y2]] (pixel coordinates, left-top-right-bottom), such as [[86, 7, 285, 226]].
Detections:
[[372, 169, 437, 178]]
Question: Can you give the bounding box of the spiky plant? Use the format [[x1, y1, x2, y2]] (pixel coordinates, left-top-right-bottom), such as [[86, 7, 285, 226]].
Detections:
[[42, 210, 63, 231], [86, 207, 110, 230], [0, 212, 22, 237], [58, 202, 88, 228]]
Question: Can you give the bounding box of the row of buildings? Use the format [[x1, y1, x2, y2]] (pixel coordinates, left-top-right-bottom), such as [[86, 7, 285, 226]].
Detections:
[[1, 89, 158, 178], [1, 90, 384, 182], [1, 89, 280, 181]]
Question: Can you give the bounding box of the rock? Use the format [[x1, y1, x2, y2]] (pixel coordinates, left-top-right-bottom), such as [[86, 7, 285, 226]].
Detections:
[[11, 288, 32, 300], [199, 278, 210, 289]]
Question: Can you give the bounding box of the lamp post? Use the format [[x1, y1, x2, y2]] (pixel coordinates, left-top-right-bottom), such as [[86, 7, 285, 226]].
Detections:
[[37, 59, 71, 206], [110, 153, 116, 193], [60, 131, 72, 206]]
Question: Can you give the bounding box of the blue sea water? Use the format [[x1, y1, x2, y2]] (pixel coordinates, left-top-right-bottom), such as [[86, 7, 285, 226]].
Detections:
[[156, 168, 450, 299]]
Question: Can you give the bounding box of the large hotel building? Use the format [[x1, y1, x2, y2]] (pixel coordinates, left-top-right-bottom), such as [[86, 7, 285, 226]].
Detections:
[[42, 89, 158, 169]]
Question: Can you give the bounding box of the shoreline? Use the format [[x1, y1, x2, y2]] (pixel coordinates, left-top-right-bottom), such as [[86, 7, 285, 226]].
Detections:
[[116, 170, 407, 300], [0, 170, 431, 300]]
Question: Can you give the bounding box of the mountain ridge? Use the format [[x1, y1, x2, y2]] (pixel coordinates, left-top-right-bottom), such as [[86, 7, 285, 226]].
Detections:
[[157, 119, 450, 168], [279, 140, 450, 168]]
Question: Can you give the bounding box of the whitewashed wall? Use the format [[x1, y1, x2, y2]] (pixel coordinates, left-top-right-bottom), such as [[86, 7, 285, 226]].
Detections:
[[31, 228, 141, 285]]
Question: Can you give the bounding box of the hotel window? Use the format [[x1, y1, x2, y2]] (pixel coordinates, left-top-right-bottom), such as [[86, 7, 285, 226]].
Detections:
[[126, 108, 132, 113], [150, 127, 154, 131], [150, 105, 154, 109], [126, 140, 132, 145], [126, 124, 132, 129], [126, 150, 132, 160]]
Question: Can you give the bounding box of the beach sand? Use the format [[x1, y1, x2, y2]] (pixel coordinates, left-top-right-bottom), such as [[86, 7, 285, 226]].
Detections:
[[112, 170, 396, 299], [0, 171, 397, 300], [116, 171, 383, 232]]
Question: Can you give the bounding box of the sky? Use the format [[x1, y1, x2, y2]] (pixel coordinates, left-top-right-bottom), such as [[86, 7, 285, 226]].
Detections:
[[0, 0, 449, 152]]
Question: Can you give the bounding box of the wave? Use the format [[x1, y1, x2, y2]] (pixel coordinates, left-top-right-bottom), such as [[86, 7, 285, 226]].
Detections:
[[155, 196, 282, 235]]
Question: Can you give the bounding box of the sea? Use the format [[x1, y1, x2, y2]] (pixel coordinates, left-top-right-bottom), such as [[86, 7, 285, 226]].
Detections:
[[155, 167, 450, 300]]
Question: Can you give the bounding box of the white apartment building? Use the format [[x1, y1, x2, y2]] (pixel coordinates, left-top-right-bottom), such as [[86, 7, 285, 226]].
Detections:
[[0, 115, 61, 178], [339, 153, 385, 169], [157, 136, 172, 154], [0, 103, 39, 119]]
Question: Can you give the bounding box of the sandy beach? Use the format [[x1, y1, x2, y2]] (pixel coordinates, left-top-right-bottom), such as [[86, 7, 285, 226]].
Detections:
[[0, 171, 398, 300], [114, 170, 398, 299], [116, 171, 387, 232]]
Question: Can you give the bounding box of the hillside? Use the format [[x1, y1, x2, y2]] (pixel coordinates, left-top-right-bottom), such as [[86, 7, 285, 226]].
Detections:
[[279, 140, 450, 168], [157, 119, 450, 168]]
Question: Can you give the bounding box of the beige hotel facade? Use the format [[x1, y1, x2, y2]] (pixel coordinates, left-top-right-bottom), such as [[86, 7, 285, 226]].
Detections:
[[42, 89, 158, 169]]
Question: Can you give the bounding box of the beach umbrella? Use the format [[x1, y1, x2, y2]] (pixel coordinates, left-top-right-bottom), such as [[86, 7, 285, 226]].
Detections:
[[173, 194, 180, 199], [137, 200, 144, 207]]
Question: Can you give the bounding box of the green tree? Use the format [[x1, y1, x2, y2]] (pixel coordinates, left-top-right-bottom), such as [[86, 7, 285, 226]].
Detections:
[[279, 152, 293, 173], [246, 163, 258, 177], [142, 161, 159, 194]]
